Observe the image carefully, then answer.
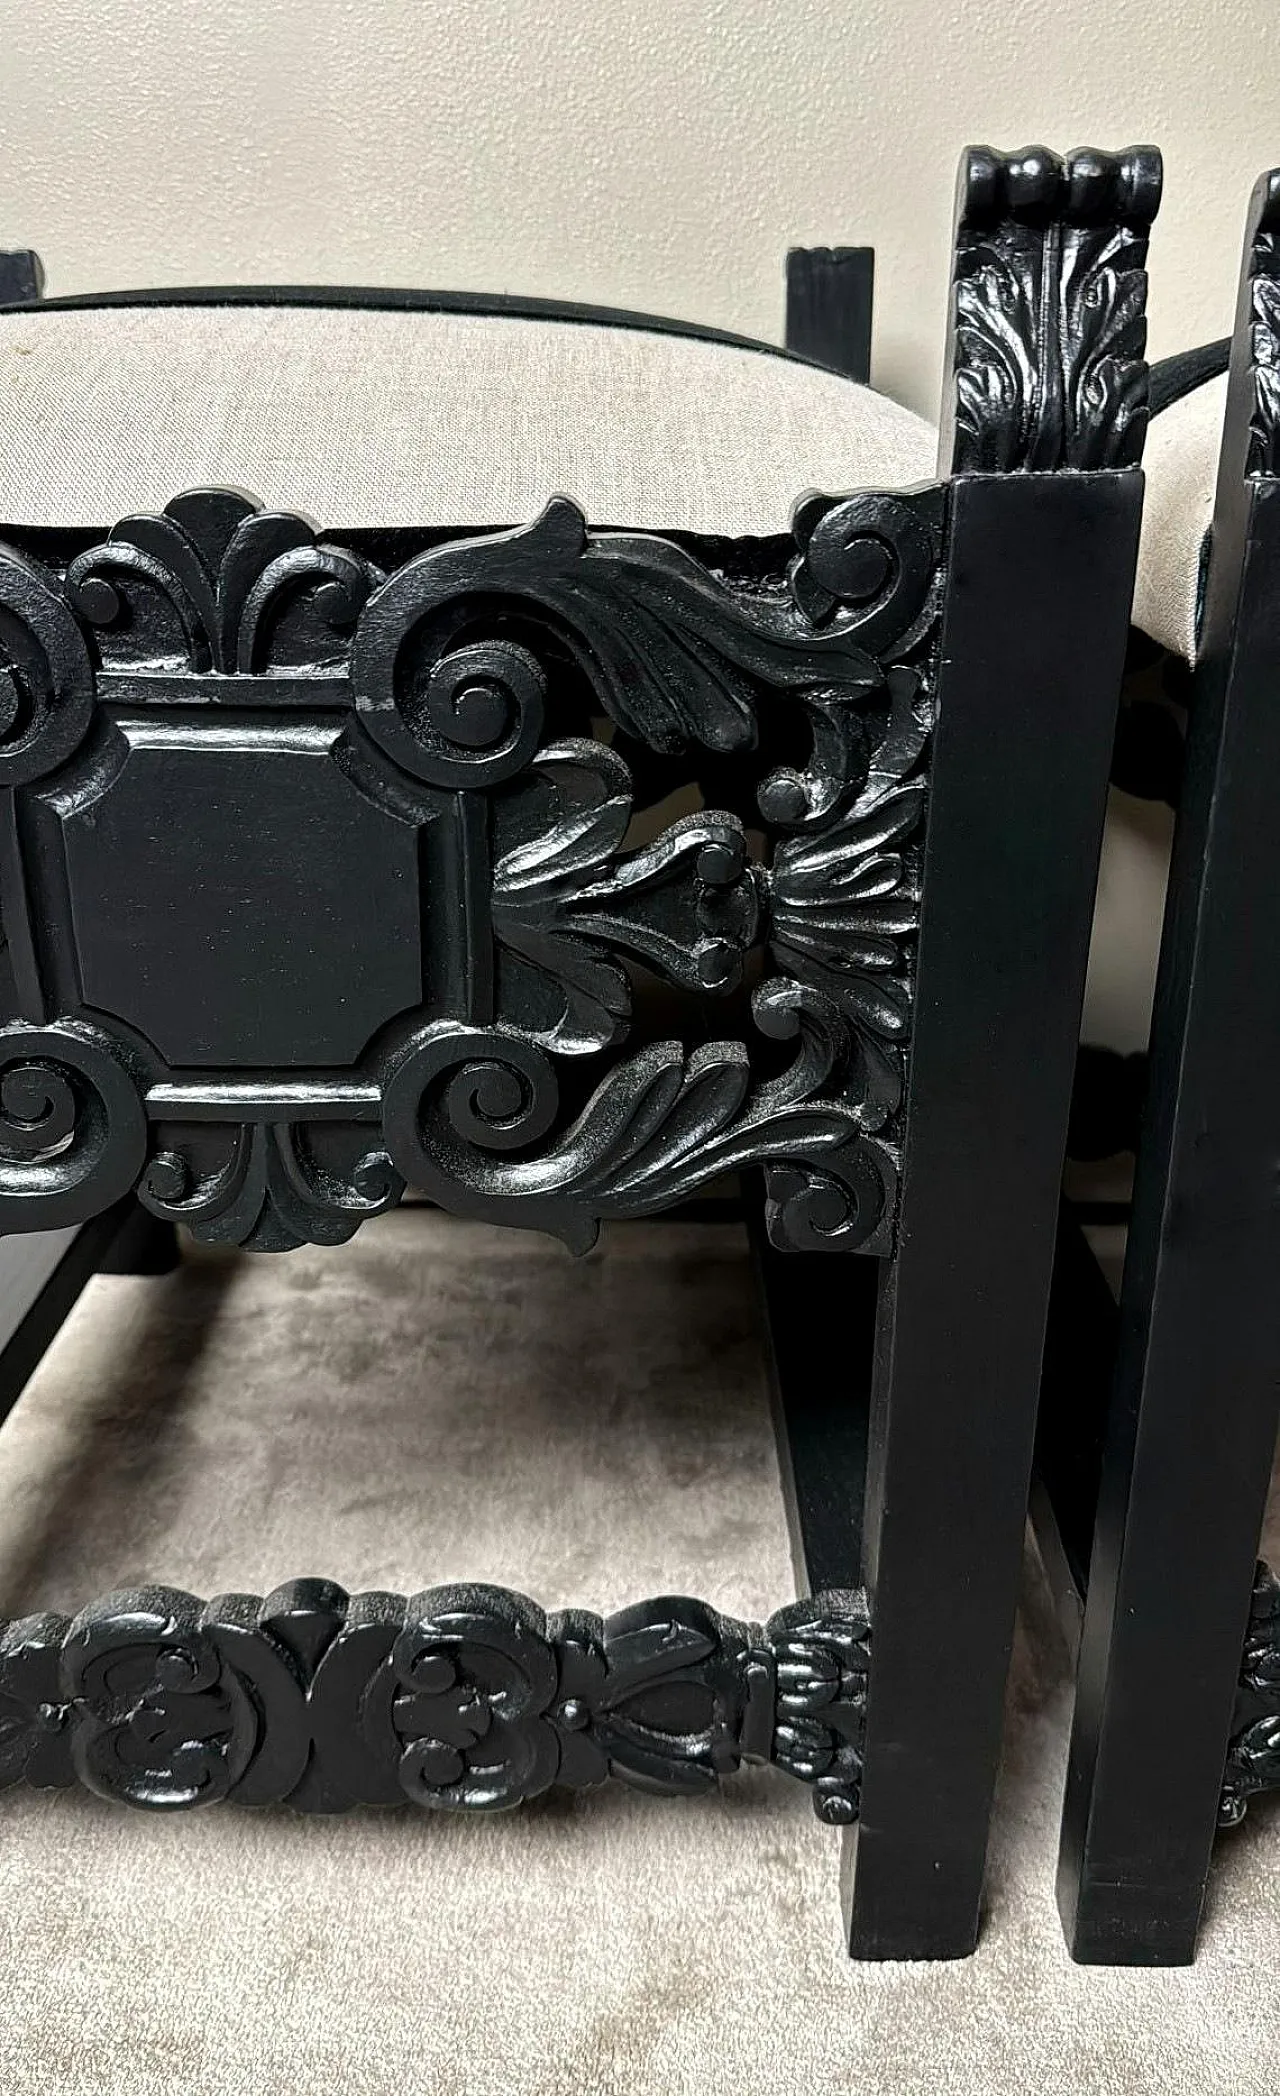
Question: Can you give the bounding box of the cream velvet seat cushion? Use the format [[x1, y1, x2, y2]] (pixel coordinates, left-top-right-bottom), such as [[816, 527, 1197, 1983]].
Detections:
[[1132, 370, 1227, 662], [0, 300, 937, 531]]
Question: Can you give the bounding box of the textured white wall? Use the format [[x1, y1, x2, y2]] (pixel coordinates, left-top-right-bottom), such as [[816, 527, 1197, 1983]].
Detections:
[[0, 0, 1276, 413]]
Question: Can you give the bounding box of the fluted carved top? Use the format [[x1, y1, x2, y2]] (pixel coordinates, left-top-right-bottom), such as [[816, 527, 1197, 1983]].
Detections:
[[958, 145, 1162, 233], [944, 142, 1162, 475]]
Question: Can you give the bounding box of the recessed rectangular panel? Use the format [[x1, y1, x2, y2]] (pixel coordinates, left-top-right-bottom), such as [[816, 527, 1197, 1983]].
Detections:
[[53, 722, 426, 1067]]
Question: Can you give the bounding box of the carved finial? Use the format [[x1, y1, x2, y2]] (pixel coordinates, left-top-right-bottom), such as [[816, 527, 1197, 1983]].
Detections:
[[941, 144, 1162, 474], [1228, 169, 1280, 479]]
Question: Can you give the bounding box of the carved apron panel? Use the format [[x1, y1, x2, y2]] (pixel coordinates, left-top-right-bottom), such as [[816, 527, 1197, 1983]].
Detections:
[[0, 482, 944, 1252]]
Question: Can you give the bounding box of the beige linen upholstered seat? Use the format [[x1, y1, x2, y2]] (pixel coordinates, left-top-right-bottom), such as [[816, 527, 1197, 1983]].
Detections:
[[1132, 371, 1227, 663], [0, 300, 936, 532]]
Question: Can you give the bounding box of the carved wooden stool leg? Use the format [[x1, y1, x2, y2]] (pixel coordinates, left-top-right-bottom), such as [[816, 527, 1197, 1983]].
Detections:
[[98, 1208, 182, 1276], [843, 148, 1158, 1959], [752, 1207, 876, 1595], [1058, 171, 1280, 1965]]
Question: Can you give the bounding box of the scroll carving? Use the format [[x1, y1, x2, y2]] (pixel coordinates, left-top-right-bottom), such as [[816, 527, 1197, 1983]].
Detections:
[[0, 1580, 870, 1824], [137, 1124, 403, 1255], [0, 539, 96, 783], [0, 1020, 149, 1229], [378, 981, 898, 1255], [66, 488, 378, 674], [491, 739, 760, 1053]]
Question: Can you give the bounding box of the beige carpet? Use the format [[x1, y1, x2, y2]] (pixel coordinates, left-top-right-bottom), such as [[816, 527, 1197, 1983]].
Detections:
[[0, 1211, 1276, 2095]]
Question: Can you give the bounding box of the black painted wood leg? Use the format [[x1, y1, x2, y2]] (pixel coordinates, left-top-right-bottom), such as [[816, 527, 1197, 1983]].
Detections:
[[1057, 172, 1280, 1966], [841, 471, 1143, 1960], [762, 149, 1160, 1961], [750, 1200, 875, 1596], [97, 1206, 182, 1276], [1030, 1206, 1121, 1655]]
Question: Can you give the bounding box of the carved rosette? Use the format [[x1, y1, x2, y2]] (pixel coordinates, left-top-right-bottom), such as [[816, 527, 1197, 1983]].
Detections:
[[943, 144, 1162, 474], [0, 476, 941, 1255], [0, 1580, 870, 1823]]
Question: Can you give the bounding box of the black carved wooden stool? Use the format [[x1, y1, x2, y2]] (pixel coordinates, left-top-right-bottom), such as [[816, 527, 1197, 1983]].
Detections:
[[0, 144, 1158, 1961], [1034, 168, 1280, 1965]]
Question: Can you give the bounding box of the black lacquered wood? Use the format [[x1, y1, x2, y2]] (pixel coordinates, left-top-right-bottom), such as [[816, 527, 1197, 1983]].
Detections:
[[785, 248, 875, 383], [0, 1579, 870, 1820], [0, 485, 939, 1257], [0, 252, 42, 305], [763, 152, 1160, 1957], [846, 467, 1144, 1960], [750, 1197, 874, 1594], [1031, 1208, 1122, 1650], [1058, 170, 1280, 1965]]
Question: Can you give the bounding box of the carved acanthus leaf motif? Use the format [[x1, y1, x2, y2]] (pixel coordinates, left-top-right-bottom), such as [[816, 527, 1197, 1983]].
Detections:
[[66, 489, 378, 673], [492, 738, 759, 1053], [946, 145, 1161, 473], [1248, 266, 1280, 478], [351, 497, 898, 815], [378, 979, 894, 1255], [1243, 179, 1280, 478], [0, 483, 944, 1255], [0, 1580, 870, 1823], [1221, 1560, 1280, 1825], [766, 666, 930, 1129], [138, 1121, 402, 1252]]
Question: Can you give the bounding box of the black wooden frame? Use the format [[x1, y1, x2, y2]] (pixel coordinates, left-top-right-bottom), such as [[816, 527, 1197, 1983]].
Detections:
[[1044, 167, 1280, 1966], [0, 146, 1158, 1960]]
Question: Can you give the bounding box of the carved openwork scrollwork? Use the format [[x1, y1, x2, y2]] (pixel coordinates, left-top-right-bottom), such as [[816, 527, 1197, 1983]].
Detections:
[[0, 541, 96, 783], [767, 665, 930, 1131], [0, 475, 940, 1255], [945, 144, 1161, 474], [138, 1123, 403, 1255], [492, 738, 760, 1053], [354, 496, 893, 787], [378, 980, 898, 1254], [0, 1580, 870, 1823]]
